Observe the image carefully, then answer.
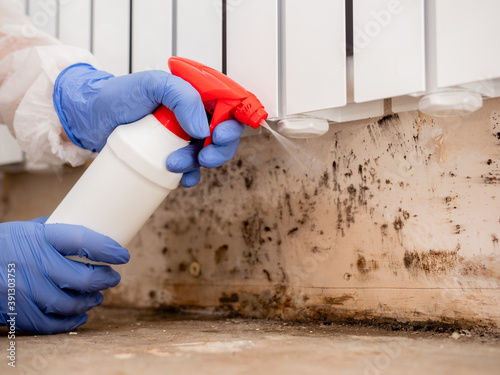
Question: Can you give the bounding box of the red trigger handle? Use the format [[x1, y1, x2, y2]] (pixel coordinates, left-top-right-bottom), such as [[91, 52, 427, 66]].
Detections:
[[203, 99, 241, 147], [154, 57, 269, 147]]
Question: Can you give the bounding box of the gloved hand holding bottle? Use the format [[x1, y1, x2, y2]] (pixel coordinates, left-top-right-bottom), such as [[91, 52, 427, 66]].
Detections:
[[53, 63, 246, 187], [0, 3, 249, 335], [0, 218, 129, 334], [1, 63, 247, 334]]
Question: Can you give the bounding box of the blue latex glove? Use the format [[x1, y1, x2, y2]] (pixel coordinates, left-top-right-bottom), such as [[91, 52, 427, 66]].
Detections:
[[166, 119, 245, 187], [53, 63, 245, 187], [0, 218, 129, 334]]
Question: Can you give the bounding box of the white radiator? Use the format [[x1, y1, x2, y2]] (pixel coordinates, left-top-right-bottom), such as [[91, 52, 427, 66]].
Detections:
[[9, 0, 500, 123]]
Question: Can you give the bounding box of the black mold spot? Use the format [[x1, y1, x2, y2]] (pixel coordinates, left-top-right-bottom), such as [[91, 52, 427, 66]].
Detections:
[[403, 251, 417, 269], [347, 184, 357, 197], [288, 227, 299, 235], [149, 290, 156, 299], [484, 175, 499, 184], [345, 205, 354, 226], [336, 197, 344, 237], [219, 293, 239, 303], [319, 170, 329, 188], [357, 255, 378, 274], [215, 244, 229, 264], [324, 294, 355, 305], [241, 215, 263, 247], [393, 218, 404, 231], [244, 176, 254, 189], [332, 161, 340, 191], [285, 193, 294, 217], [357, 256, 367, 273], [377, 113, 400, 127], [263, 269, 272, 282]]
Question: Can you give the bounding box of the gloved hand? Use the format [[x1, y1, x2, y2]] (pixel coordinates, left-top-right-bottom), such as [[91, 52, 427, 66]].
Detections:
[[0, 218, 129, 334], [166, 119, 245, 187], [53, 63, 245, 187]]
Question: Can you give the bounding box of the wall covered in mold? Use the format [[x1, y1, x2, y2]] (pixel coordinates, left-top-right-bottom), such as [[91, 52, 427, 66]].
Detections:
[[1, 99, 499, 327]]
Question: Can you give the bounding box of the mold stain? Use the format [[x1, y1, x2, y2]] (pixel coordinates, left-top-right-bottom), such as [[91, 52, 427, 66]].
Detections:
[[403, 250, 459, 276], [393, 217, 404, 231], [150, 107, 500, 330], [324, 294, 355, 305], [285, 193, 294, 217], [493, 234, 499, 251], [402, 210, 410, 220], [484, 174, 499, 185], [244, 174, 254, 189], [319, 170, 329, 188], [332, 160, 340, 191], [356, 255, 379, 274], [219, 293, 239, 303], [263, 269, 272, 282], [236, 286, 293, 319], [202, 286, 497, 331], [215, 244, 229, 264], [241, 215, 263, 247], [336, 197, 345, 237], [458, 255, 500, 281], [377, 113, 400, 128], [344, 185, 357, 227]]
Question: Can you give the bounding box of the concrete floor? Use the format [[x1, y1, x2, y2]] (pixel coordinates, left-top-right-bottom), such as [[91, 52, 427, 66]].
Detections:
[[1, 307, 499, 375]]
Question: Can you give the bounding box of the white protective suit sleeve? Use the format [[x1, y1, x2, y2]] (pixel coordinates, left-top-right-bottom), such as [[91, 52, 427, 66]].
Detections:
[[0, 0, 96, 166]]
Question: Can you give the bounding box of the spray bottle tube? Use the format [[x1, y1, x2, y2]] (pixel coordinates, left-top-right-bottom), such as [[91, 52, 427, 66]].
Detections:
[[46, 57, 268, 264]]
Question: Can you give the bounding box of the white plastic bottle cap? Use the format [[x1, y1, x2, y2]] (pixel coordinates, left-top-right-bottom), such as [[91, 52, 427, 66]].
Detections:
[[418, 89, 483, 117], [276, 117, 329, 138]]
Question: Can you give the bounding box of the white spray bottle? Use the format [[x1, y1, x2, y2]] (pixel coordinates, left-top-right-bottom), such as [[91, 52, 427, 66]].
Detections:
[[46, 57, 268, 263]]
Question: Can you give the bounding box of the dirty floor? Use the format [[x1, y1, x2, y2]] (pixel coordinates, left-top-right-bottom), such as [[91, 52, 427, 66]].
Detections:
[[1, 307, 499, 375]]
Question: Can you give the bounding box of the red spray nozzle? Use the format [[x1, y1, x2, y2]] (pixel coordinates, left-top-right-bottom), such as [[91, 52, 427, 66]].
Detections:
[[154, 57, 268, 146], [234, 96, 268, 129]]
